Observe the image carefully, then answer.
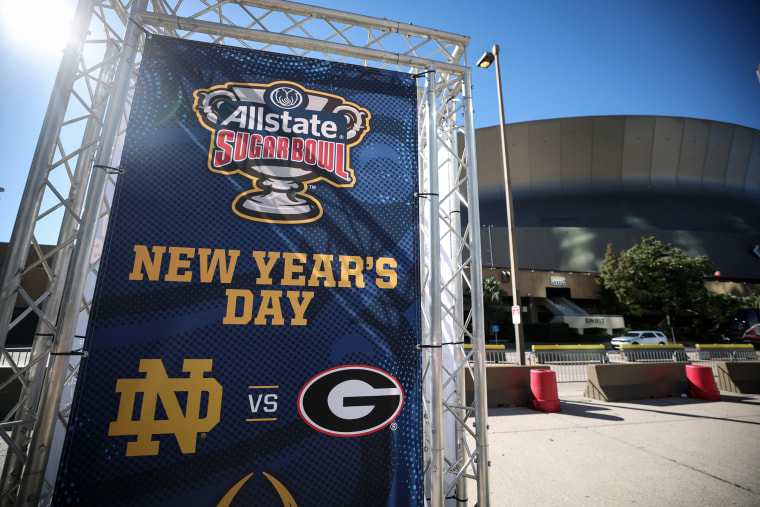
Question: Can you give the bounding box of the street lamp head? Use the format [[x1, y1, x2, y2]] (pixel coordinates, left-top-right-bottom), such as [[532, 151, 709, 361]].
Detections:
[[477, 51, 494, 68]]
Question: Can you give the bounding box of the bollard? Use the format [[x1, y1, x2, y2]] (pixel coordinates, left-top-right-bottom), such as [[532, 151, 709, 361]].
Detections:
[[686, 364, 720, 401], [529, 369, 561, 412]]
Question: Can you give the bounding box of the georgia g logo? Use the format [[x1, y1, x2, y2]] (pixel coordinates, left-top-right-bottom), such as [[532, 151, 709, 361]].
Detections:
[[298, 365, 403, 437]]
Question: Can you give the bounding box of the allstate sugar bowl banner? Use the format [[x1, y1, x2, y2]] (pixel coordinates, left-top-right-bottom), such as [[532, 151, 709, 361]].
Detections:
[[55, 35, 422, 507]]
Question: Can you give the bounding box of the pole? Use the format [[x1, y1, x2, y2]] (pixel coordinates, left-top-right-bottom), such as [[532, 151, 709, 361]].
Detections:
[[488, 225, 494, 267], [16, 1, 149, 503], [425, 64, 444, 507], [492, 45, 525, 365], [463, 68, 490, 507]]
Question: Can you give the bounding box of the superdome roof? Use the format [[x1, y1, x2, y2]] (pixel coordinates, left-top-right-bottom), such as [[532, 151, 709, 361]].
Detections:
[[478, 115, 760, 196], [475, 115, 760, 279], [477, 115, 760, 234]]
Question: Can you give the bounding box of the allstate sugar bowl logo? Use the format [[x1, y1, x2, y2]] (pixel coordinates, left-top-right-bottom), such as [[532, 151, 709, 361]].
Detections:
[[193, 81, 370, 223]]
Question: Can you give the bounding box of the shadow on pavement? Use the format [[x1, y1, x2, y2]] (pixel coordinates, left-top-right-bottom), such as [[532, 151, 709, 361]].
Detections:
[[556, 400, 624, 421], [717, 393, 760, 406], [579, 396, 760, 426], [484, 392, 760, 427]]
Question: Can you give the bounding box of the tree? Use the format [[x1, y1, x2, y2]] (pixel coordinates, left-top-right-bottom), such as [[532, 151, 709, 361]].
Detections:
[[690, 291, 752, 333], [598, 244, 628, 315], [599, 237, 714, 334], [482, 277, 505, 306], [482, 277, 508, 339]]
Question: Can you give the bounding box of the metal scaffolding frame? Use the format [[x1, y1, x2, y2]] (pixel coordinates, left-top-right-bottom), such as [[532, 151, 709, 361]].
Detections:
[[0, 1, 489, 505]]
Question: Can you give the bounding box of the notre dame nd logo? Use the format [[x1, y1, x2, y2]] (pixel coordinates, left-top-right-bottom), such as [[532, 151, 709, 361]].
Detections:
[[108, 359, 223, 456]]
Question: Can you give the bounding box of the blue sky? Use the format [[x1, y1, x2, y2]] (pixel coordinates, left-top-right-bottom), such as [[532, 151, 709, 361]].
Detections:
[[1, 0, 759, 243]]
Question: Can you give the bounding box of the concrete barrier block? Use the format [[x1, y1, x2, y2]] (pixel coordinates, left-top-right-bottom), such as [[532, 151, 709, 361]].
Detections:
[[716, 362, 760, 394], [584, 363, 688, 402], [464, 365, 538, 407]]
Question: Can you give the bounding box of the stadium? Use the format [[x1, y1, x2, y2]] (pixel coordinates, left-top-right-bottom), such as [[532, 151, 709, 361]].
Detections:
[[474, 114, 760, 334]]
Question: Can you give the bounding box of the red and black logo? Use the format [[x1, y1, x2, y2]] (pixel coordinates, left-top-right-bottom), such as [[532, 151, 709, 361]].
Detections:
[[193, 81, 370, 224], [298, 365, 403, 437]]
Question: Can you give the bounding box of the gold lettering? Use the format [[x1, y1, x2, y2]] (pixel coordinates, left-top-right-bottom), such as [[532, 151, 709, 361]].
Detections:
[[308, 254, 336, 287], [287, 291, 314, 325], [128, 245, 167, 281], [223, 289, 253, 325], [255, 290, 285, 325], [198, 248, 240, 283], [375, 257, 398, 289], [164, 247, 195, 282], [252, 251, 280, 285], [338, 255, 365, 288], [282, 252, 307, 286]]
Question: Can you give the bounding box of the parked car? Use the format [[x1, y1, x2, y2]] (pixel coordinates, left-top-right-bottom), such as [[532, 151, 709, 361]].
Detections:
[[704, 308, 760, 344], [741, 323, 760, 344], [701, 328, 743, 343], [611, 330, 668, 349]]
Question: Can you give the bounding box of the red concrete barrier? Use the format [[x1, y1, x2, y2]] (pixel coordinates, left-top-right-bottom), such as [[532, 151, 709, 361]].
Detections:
[[529, 369, 560, 412], [686, 364, 720, 401]]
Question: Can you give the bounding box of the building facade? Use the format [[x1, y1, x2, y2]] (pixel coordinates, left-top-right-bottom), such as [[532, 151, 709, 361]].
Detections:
[[476, 115, 760, 332]]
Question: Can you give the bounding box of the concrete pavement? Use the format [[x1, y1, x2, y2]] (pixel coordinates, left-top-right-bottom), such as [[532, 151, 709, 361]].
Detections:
[[478, 382, 760, 506], [1, 382, 757, 506]]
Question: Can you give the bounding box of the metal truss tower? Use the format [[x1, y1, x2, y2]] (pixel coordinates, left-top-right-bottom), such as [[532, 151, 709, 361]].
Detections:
[[0, 1, 489, 505]]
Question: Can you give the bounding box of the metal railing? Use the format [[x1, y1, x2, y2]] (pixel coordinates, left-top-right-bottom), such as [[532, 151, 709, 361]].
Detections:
[[528, 345, 608, 383], [471, 343, 760, 383], [0, 349, 32, 369], [688, 344, 759, 376], [693, 344, 759, 361], [614, 344, 690, 363], [467, 344, 612, 383], [464, 344, 516, 364]]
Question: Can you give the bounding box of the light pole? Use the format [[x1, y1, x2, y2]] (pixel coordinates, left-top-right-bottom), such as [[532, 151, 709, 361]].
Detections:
[[477, 44, 526, 365]]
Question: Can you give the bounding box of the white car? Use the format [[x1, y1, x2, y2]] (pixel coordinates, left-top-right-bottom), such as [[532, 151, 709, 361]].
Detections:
[[611, 330, 668, 349]]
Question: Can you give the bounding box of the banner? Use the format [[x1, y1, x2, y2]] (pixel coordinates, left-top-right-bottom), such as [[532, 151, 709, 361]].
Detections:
[[54, 36, 421, 506]]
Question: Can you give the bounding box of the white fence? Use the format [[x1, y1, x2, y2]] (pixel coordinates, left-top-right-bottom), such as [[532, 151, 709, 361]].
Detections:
[[0, 348, 32, 369]]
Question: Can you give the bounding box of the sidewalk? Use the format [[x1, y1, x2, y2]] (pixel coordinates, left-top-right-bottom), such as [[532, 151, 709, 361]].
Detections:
[[2, 384, 758, 506], [479, 383, 760, 506]]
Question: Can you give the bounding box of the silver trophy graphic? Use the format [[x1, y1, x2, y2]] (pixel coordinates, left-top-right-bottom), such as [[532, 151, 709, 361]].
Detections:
[[194, 81, 369, 223]]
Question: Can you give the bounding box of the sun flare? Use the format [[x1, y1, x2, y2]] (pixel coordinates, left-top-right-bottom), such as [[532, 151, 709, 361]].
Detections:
[[0, 0, 77, 57]]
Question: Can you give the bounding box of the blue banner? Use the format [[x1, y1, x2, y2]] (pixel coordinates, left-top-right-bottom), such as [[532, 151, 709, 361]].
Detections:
[[54, 35, 421, 506]]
